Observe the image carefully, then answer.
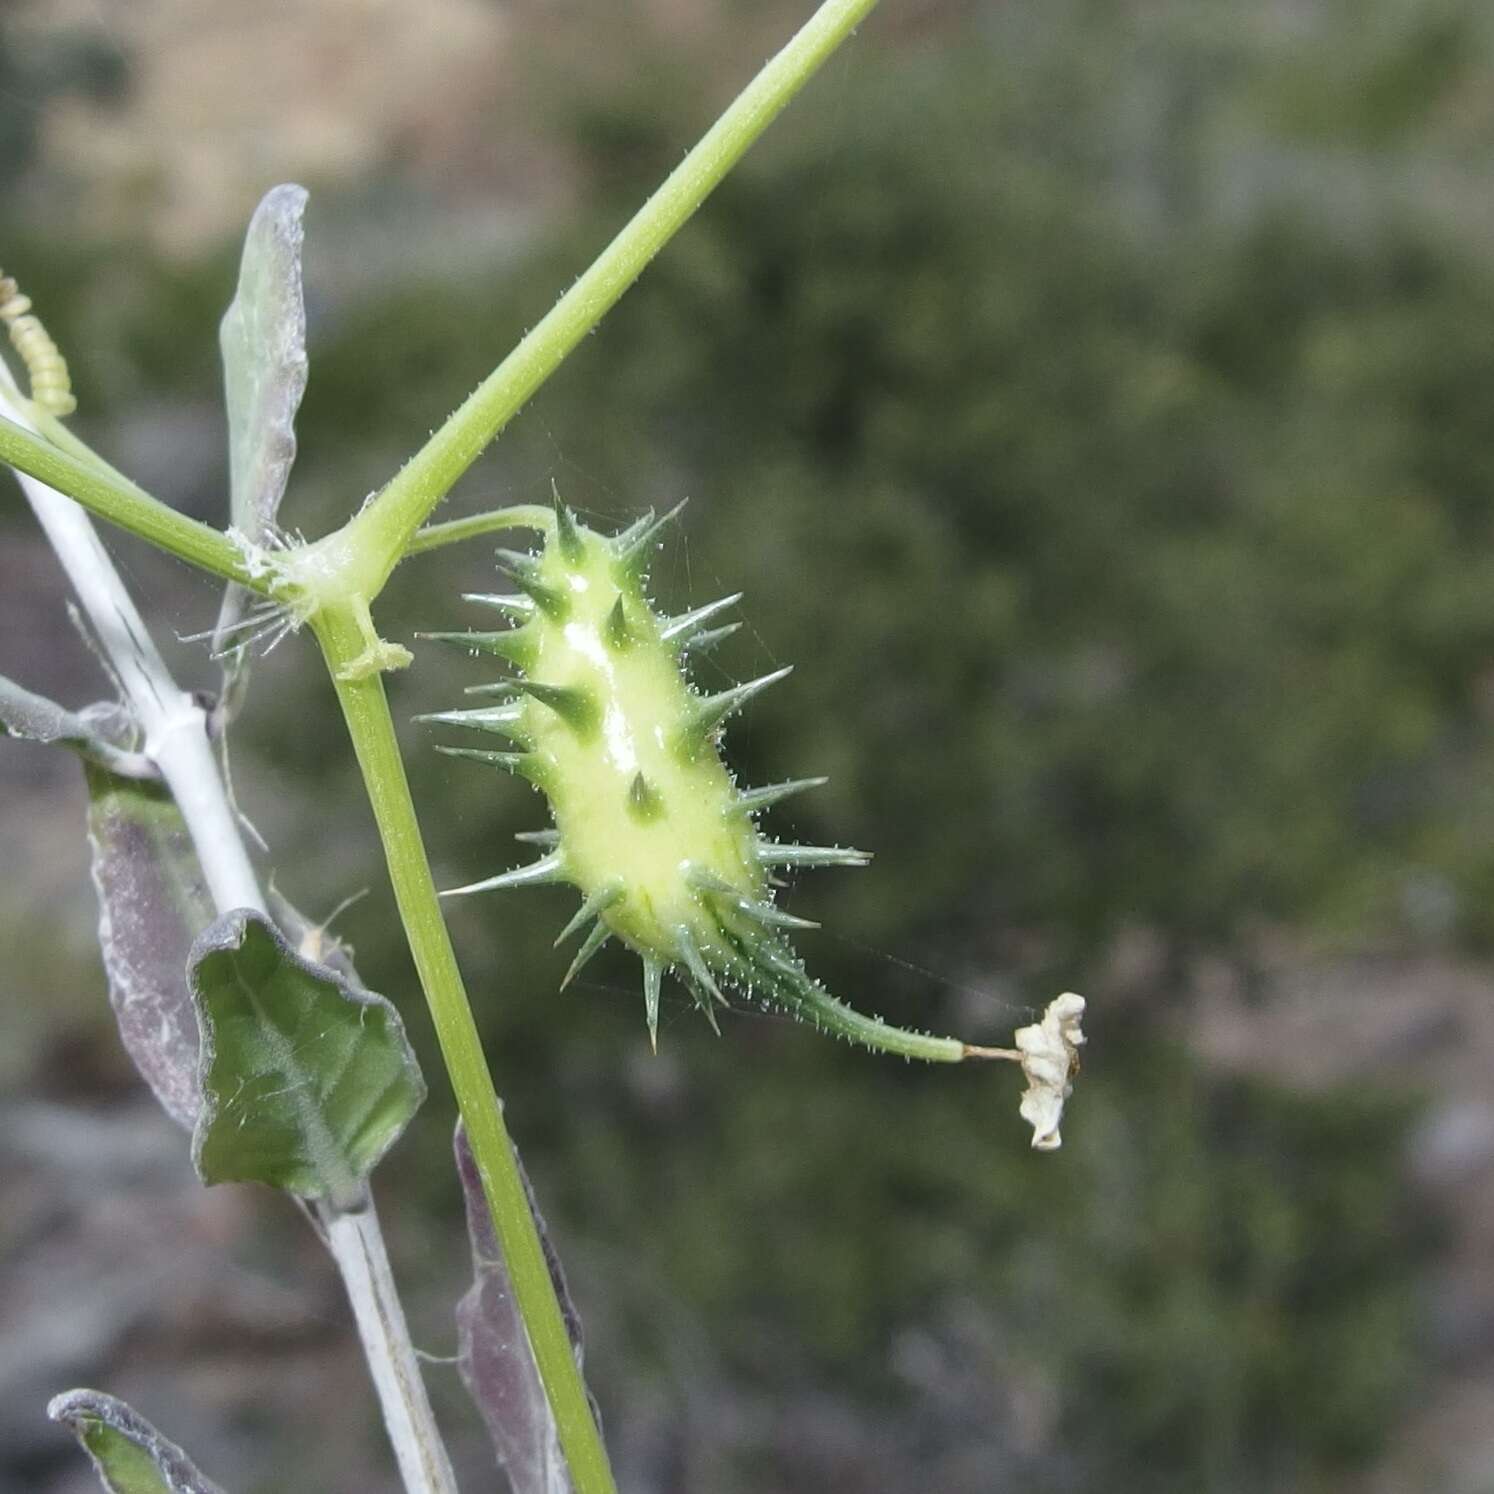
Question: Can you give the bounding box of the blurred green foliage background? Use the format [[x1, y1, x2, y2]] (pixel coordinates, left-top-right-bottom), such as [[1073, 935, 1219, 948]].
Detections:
[[5, 1, 1494, 1490]]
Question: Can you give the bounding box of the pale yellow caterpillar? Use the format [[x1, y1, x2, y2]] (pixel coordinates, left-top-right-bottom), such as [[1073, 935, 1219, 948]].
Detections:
[[0, 269, 77, 417]]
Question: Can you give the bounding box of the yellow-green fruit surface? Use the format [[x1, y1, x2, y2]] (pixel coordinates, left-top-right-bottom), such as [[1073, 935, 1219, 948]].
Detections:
[[429, 503, 966, 1063], [519, 522, 762, 960]]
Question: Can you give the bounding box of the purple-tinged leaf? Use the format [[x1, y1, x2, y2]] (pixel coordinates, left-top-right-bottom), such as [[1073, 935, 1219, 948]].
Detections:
[[85, 763, 214, 1130], [48, 1388, 227, 1494], [454, 1124, 595, 1494]]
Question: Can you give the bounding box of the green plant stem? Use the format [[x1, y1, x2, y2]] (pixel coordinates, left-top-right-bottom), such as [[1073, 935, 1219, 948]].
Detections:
[[408, 503, 555, 555], [0, 413, 258, 589], [31, 401, 162, 500], [1, 0, 880, 616], [4, 384, 459, 1491], [3, 13, 882, 1474], [314, 602, 616, 1494], [341, 0, 881, 592]]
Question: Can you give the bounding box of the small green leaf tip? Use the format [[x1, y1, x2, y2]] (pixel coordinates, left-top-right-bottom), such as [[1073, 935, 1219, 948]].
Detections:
[[427, 506, 1031, 1070]]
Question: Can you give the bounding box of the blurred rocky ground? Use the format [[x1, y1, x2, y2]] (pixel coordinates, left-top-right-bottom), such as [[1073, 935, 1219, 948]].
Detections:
[[9, 2, 1494, 1492]]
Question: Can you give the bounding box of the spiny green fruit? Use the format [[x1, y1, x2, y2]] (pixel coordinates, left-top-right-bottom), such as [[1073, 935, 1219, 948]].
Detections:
[[420, 497, 1015, 1066]]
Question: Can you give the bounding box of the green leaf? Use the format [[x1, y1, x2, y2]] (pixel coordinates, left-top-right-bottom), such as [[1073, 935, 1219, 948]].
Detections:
[[48, 1389, 227, 1494], [188, 909, 424, 1206], [213, 182, 309, 706], [86, 763, 215, 1130]]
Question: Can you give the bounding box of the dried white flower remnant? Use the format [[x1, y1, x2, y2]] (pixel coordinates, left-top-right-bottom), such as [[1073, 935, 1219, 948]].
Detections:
[[1013, 992, 1086, 1151], [962, 991, 1087, 1149]]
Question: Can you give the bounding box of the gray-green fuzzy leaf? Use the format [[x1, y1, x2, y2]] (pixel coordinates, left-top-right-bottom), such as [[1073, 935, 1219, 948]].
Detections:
[[189, 909, 424, 1206], [219, 183, 308, 545], [86, 763, 215, 1130], [48, 1389, 227, 1494], [213, 182, 309, 689], [1, 674, 152, 777], [454, 1124, 592, 1494]]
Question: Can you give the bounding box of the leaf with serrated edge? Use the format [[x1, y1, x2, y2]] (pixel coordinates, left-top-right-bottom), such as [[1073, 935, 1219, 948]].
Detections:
[[454, 1123, 596, 1494], [86, 764, 214, 1131], [48, 1389, 227, 1494], [189, 910, 424, 1207], [213, 183, 309, 697]]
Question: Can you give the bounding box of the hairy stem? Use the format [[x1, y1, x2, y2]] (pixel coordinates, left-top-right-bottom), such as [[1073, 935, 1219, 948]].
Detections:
[[408, 503, 555, 555], [314, 601, 616, 1494], [0, 411, 259, 589], [341, 0, 881, 591]]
